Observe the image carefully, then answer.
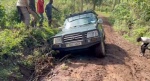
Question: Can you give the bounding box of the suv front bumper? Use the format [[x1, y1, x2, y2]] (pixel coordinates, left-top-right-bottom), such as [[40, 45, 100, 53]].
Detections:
[[52, 37, 101, 52]]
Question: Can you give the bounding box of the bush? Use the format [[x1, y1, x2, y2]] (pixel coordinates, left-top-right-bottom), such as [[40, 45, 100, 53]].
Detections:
[[0, 4, 6, 27], [132, 26, 150, 37], [0, 29, 24, 58], [6, 7, 20, 25], [111, 3, 130, 21]]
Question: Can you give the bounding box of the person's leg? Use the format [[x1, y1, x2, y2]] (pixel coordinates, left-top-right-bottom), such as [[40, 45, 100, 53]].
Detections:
[[20, 7, 30, 27], [39, 13, 44, 26], [48, 15, 52, 27], [145, 43, 149, 49], [141, 44, 146, 56], [141, 43, 149, 56], [29, 5, 36, 12], [148, 43, 150, 50], [30, 10, 39, 27], [17, 6, 23, 22]]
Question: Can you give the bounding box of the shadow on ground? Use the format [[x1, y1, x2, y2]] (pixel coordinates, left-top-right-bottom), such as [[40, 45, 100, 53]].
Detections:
[[59, 43, 130, 67], [48, 44, 130, 81]]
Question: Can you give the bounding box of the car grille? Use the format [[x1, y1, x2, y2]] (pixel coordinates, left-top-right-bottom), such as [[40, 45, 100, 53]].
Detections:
[[63, 33, 83, 42], [85, 33, 87, 38]]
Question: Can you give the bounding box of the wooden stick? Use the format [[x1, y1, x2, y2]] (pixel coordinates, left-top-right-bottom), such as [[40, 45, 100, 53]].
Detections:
[[59, 54, 71, 62]]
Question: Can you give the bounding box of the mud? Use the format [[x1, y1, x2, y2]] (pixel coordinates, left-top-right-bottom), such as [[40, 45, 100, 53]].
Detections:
[[42, 15, 150, 81]]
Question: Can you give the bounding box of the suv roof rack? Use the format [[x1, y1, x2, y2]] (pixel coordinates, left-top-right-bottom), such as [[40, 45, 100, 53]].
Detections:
[[66, 10, 97, 19]]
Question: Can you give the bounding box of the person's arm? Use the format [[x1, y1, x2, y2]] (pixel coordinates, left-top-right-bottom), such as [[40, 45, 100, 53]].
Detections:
[[52, 5, 59, 12], [24, 0, 30, 9], [24, 0, 32, 13], [146, 38, 150, 43]]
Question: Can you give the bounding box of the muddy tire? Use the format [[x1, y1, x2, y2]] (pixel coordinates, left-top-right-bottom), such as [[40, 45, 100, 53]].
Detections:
[[95, 40, 106, 58]]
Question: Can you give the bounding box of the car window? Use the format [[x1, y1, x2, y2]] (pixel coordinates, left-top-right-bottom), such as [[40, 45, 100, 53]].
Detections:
[[64, 13, 97, 29]]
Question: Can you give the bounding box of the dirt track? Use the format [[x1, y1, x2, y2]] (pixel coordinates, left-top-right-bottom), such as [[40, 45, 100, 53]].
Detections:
[[43, 16, 150, 81]]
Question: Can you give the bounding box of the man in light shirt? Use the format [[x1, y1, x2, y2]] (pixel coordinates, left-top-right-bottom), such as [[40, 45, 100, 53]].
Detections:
[[137, 37, 150, 56], [16, 0, 31, 27]]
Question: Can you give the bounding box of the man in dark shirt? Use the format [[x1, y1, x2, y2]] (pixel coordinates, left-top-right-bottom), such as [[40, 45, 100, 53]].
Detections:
[[29, 0, 36, 12], [29, 0, 39, 27], [45, 0, 59, 26]]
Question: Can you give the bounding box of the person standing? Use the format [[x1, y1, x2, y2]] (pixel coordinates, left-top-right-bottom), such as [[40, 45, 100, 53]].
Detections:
[[29, 0, 36, 12], [45, 0, 59, 26], [37, 0, 44, 27], [29, 0, 39, 27], [16, 0, 31, 27], [137, 37, 150, 56]]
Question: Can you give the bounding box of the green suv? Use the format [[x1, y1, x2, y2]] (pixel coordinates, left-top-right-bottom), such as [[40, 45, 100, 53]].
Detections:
[[52, 10, 106, 57]]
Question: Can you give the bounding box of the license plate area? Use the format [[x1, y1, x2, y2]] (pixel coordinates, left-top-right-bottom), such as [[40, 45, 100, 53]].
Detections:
[[66, 41, 82, 47]]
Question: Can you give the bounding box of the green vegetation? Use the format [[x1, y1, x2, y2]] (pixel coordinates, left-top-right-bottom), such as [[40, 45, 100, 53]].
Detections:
[[0, 0, 105, 80], [101, 0, 150, 42], [0, 0, 149, 80]]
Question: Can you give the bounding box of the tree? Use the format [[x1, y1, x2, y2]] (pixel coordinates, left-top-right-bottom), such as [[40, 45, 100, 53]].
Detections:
[[92, 0, 103, 10]]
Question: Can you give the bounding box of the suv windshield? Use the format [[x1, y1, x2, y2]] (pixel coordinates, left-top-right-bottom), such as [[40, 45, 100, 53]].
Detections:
[[64, 13, 97, 29]]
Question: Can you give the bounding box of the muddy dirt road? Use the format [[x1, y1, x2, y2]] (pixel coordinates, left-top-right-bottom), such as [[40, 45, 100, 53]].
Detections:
[[43, 16, 150, 81]]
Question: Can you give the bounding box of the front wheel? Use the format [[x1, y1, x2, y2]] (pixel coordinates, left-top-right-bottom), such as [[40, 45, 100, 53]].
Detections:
[[95, 40, 106, 58]]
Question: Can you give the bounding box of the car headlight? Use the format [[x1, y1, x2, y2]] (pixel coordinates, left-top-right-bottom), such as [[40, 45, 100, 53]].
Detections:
[[87, 30, 99, 38], [53, 37, 62, 44]]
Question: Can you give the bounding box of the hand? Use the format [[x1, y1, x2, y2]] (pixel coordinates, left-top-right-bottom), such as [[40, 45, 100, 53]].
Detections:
[[28, 8, 32, 13]]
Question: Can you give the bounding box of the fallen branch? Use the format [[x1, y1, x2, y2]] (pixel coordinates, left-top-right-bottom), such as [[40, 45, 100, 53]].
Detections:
[[28, 71, 35, 81], [59, 54, 71, 62], [33, 56, 54, 81]]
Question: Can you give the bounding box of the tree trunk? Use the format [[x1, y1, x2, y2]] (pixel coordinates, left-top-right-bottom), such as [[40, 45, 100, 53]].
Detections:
[[81, 0, 83, 12], [93, 0, 96, 10], [73, 0, 75, 13], [112, 0, 117, 10]]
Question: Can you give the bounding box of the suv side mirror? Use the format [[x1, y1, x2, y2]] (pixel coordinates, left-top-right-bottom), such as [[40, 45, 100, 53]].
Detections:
[[98, 19, 103, 24]]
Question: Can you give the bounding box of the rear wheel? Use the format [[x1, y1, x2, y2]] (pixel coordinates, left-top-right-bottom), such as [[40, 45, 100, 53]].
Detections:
[[95, 40, 106, 58]]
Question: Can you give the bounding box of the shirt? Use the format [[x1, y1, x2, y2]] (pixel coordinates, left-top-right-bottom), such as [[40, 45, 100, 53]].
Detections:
[[37, 0, 44, 13], [45, 3, 57, 16], [45, 3, 52, 16], [141, 37, 150, 43], [17, 0, 29, 6], [29, 0, 36, 12]]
